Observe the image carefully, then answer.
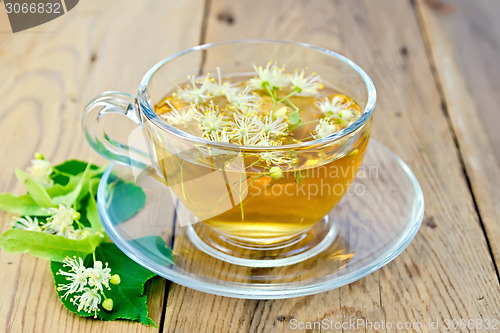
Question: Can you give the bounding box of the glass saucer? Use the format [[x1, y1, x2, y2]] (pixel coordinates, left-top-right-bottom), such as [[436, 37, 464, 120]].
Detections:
[[97, 140, 424, 299]]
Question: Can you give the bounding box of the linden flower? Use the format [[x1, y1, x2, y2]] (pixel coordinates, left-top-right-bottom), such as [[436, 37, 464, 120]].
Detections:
[[312, 118, 338, 139], [233, 106, 259, 117], [87, 261, 112, 293], [328, 108, 359, 126], [176, 75, 211, 105], [161, 104, 195, 126], [71, 287, 102, 318], [211, 81, 237, 98], [43, 203, 78, 238], [259, 151, 297, 166], [199, 129, 231, 157], [28, 157, 53, 188], [58, 257, 117, 318], [260, 112, 288, 137], [12, 216, 41, 231], [46, 224, 79, 239], [256, 136, 296, 166], [249, 62, 289, 90], [208, 67, 239, 97], [260, 151, 296, 166], [196, 103, 229, 135], [256, 134, 280, 147], [228, 114, 262, 145], [316, 96, 353, 120], [57, 256, 88, 299], [47, 204, 77, 224], [72, 228, 94, 240], [206, 128, 230, 143], [289, 70, 322, 96], [226, 85, 261, 110]]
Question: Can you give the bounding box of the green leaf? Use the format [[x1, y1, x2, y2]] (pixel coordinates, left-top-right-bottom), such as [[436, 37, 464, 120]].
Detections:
[[107, 177, 146, 223], [50, 241, 159, 326], [53, 160, 99, 176], [288, 110, 301, 126], [51, 163, 92, 206], [51, 160, 105, 187], [0, 193, 49, 216], [86, 179, 101, 230], [130, 235, 174, 266], [0, 229, 103, 262], [46, 175, 82, 198], [15, 170, 55, 208]]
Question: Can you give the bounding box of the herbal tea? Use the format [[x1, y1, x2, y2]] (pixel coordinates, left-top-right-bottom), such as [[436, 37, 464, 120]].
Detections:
[[153, 63, 370, 240]]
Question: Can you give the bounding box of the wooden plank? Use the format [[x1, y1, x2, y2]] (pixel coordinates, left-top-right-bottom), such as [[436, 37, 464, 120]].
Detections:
[[417, 0, 500, 161], [162, 0, 500, 332], [416, 0, 500, 270], [0, 0, 205, 332]]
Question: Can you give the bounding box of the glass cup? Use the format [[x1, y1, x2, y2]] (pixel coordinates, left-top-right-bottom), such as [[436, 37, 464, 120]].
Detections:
[[82, 40, 376, 267]]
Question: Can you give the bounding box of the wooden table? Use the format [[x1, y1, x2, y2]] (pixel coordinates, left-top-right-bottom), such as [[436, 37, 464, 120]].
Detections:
[[1, 0, 499, 332]]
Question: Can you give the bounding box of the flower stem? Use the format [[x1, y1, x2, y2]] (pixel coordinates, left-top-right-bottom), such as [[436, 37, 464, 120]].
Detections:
[[239, 197, 245, 220], [238, 171, 246, 220], [293, 119, 318, 128], [244, 159, 263, 170], [75, 220, 86, 229], [177, 160, 187, 201], [263, 83, 278, 110], [277, 89, 298, 103], [283, 99, 299, 112], [242, 174, 264, 194]]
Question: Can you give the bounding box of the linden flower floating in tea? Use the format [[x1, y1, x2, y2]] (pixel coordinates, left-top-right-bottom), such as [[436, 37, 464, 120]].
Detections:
[[155, 62, 363, 169]]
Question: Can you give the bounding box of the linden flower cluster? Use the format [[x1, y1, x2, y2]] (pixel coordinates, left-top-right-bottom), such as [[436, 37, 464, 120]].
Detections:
[[312, 95, 361, 138], [57, 256, 121, 317], [158, 63, 361, 168], [28, 153, 53, 188], [160, 64, 318, 166], [12, 157, 97, 240], [12, 202, 94, 240], [163, 64, 310, 149]]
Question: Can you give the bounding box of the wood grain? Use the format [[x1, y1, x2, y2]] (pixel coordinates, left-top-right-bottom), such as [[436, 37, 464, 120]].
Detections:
[[1, 0, 499, 332], [0, 0, 205, 332], [416, 0, 500, 272], [419, 0, 500, 161], [161, 0, 500, 332]]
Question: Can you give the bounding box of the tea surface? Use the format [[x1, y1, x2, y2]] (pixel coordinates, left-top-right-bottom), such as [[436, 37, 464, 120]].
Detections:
[[155, 64, 363, 147]]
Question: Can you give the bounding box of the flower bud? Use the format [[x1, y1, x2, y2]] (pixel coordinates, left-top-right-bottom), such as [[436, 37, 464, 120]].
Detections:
[[102, 298, 113, 311], [347, 149, 359, 158], [34, 153, 45, 160], [110, 274, 121, 285], [269, 166, 283, 180], [273, 107, 288, 120], [72, 212, 81, 221]]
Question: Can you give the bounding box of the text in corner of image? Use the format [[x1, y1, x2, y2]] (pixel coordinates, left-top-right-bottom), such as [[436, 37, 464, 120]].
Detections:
[[3, 0, 79, 33]]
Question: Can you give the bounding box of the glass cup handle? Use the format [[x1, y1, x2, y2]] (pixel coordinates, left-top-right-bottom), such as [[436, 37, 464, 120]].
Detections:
[[82, 91, 150, 169]]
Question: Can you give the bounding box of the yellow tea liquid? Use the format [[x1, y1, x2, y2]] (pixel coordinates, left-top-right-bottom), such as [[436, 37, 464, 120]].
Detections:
[[156, 139, 368, 239]]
